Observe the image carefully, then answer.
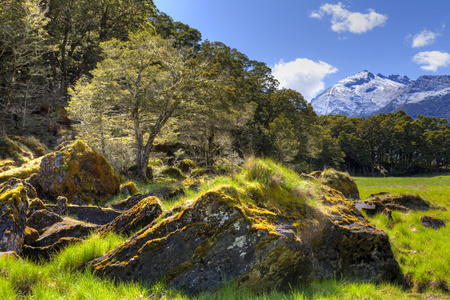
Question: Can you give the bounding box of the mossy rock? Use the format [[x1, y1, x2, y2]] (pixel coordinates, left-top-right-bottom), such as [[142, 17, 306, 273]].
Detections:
[[32, 140, 121, 205], [89, 184, 400, 294], [191, 167, 217, 178], [120, 182, 139, 196], [0, 157, 43, 184], [0, 180, 30, 255], [316, 169, 360, 200], [158, 166, 186, 179], [97, 196, 163, 236], [177, 159, 197, 173]]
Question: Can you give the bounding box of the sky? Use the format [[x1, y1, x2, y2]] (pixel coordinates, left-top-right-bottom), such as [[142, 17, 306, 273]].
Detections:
[[154, 0, 450, 101]]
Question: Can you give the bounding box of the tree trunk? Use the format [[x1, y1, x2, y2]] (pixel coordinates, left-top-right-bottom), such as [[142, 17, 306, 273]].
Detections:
[[139, 110, 173, 180], [206, 129, 215, 166], [133, 115, 144, 177]]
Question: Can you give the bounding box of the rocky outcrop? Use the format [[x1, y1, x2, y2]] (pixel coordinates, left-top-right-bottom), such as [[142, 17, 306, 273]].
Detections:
[[97, 197, 163, 236], [34, 219, 99, 247], [30, 140, 120, 205], [88, 185, 401, 295], [111, 187, 184, 211], [23, 237, 82, 260], [44, 205, 121, 225], [0, 180, 30, 255], [27, 198, 46, 218], [26, 209, 63, 234]]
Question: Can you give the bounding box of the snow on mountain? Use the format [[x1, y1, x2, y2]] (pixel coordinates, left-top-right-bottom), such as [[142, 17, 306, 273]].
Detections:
[[310, 71, 411, 117]]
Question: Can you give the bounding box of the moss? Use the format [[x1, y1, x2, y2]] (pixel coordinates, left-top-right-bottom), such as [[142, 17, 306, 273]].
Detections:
[[0, 157, 42, 184], [120, 182, 139, 195], [0, 184, 27, 208], [158, 167, 186, 179], [177, 159, 196, 173]]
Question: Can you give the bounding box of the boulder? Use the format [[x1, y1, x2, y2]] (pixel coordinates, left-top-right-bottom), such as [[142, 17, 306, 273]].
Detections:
[[23, 237, 82, 260], [53, 196, 69, 215], [313, 169, 360, 200], [26, 209, 63, 234], [44, 205, 121, 225], [31, 140, 120, 205], [0, 180, 30, 255], [24, 227, 40, 245], [97, 197, 163, 236], [112, 187, 184, 211], [354, 193, 444, 217], [420, 215, 445, 229], [27, 198, 46, 218], [34, 219, 99, 247], [88, 186, 401, 295], [119, 182, 139, 196]]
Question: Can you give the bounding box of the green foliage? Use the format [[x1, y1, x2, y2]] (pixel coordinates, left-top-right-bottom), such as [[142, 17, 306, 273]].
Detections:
[[68, 29, 196, 178], [0, 0, 54, 136], [320, 111, 450, 175]]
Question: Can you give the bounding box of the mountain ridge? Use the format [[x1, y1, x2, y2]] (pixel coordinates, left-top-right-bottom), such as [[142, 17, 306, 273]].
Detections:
[[311, 71, 450, 119]]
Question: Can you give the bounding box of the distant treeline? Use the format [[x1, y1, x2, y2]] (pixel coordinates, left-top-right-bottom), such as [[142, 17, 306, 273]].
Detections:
[[319, 111, 450, 176]]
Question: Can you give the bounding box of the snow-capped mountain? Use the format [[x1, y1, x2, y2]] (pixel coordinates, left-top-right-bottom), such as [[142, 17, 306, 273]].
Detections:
[[311, 71, 450, 119]]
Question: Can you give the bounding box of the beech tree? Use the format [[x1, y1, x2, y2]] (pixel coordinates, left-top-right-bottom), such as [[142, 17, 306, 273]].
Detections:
[[69, 29, 196, 179], [179, 41, 256, 166], [0, 0, 52, 136]]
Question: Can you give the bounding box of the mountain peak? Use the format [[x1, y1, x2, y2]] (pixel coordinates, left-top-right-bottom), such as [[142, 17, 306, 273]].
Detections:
[[311, 71, 411, 116], [311, 71, 450, 119]]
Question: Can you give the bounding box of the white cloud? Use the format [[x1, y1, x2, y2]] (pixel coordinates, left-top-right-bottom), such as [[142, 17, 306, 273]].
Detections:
[[412, 51, 450, 71], [412, 29, 439, 48], [272, 58, 338, 100], [310, 2, 387, 34]]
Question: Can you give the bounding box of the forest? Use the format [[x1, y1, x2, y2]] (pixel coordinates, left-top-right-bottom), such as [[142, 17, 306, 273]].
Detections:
[[1, 0, 449, 177]]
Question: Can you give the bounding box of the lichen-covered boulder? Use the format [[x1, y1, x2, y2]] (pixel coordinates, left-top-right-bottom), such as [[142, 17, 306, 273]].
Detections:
[[34, 219, 99, 247], [23, 237, 82, 260], [420, 215, 445, 229], [44, 205, 121, 225], [31, 140, 120, 205], [88, 186, 401, 295], [0, 180, 30, 255], [27, 198, 46, 218], [111, 187, 184, 211], [24, 227, 40, 246], [119, 182, 139, 196], [97, 197, 162, 236], [53, 196, 69, 215], [26, 209, 63, 234], [315, 169, 360, 200]]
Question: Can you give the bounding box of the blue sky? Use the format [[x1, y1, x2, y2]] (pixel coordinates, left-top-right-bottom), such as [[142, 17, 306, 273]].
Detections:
[[154, 0, 450, 100]]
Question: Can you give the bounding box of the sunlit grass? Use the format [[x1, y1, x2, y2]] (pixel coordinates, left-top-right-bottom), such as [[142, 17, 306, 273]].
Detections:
[[4, 166, 448, 298], [356, 174, 450, 293]]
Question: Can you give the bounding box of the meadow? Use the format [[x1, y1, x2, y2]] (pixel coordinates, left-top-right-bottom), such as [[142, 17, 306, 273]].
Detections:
[[1, 172, 449, 299]]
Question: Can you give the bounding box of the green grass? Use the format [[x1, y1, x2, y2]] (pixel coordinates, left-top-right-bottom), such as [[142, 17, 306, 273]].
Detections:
[[355, 173, 450, 294], [5, 167, 448, 299]]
